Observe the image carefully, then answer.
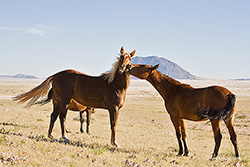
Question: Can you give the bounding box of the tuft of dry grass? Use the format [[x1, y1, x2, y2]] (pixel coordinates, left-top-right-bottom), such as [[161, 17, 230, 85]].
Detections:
[[0, 79, 249, 166]]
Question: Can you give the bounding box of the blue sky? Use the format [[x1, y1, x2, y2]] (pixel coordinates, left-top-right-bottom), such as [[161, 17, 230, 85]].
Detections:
[[0, 0, 249, 79]]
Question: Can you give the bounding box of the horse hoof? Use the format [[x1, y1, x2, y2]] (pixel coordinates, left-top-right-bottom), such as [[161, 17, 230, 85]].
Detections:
[[111, 142, 121, 148], [183, 153, 188, 156], [48, 134, 53, 139], [235, 157, 241, 165], [209, 156, 217, 161], [62, 136, 70, 143], [177, 152, 183, 156]]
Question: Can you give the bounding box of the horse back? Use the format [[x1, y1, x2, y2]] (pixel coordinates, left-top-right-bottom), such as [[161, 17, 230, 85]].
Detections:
[[51, 69, 128, 109], [51, 70, 106, 106]]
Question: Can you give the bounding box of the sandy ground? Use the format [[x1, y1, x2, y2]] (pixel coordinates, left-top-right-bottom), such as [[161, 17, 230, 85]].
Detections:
[[0, 78, 249, 166]]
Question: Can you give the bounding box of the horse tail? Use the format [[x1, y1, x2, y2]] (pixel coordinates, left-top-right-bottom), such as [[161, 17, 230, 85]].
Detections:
[[208, 93, 236, 121], [13, 76, 54, 108], [34, 88, 53, 105]]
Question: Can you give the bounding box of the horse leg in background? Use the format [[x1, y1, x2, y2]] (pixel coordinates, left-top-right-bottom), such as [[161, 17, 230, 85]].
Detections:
[[180, 119, 189, 156], [79, 110, 84, 133], [86, 109, 92, 134], [224, 116, 240, 160], [59, 103, 70, 142], [210, 120, 222, 160], [65, 117, 71, 133], [48, 104, 60, 139], [108, 106, 120, 148], [170, 115, 183, 156]]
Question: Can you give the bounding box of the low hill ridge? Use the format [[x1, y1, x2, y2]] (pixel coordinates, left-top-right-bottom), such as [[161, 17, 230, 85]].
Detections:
[[0, 73, 38, 79]]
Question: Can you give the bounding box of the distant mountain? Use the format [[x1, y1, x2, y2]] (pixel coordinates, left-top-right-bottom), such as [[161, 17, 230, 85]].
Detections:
[[131, 56, 196, 79], [0, 73, 38, 79]]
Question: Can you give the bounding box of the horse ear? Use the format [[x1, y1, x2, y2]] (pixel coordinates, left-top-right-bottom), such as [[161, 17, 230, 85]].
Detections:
[[120, 46, 125, 54], [152, 64, 159, 70], [130, 50, 136, 57]]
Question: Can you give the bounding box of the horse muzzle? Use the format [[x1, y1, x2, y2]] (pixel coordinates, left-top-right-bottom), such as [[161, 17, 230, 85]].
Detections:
[[125, 64, 133, 73]]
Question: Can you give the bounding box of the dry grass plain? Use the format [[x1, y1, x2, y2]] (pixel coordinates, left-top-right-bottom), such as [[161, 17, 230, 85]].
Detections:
[[0, 78, 249, 166]]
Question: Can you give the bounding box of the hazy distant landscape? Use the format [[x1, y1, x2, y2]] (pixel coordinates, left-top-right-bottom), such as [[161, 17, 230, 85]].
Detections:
[[2, 56, 249, 81], [1, 56, 196, 80], [0, 74, 38, 79]]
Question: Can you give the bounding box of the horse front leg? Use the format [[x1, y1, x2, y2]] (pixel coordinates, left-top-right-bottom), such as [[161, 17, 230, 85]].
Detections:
[[170, 115, 183, 156], [180, 119, 189, 156], [108, 106, 120, 148]]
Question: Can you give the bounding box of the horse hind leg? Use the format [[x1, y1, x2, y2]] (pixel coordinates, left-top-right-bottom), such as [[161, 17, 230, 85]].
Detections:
[[210, 120, 222, 160], [180, 119, 189, 156], [224, 115, 240, 160], [108, 106, 120, 148]]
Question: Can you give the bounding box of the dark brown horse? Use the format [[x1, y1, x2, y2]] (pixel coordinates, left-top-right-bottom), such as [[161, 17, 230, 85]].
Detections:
[[13, 47, 135, 147], [128, 64, 240, 160], [35, 88, 95, 134]]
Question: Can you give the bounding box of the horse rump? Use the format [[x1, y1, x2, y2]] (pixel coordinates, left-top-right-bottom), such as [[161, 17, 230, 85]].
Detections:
[[197, 93, 236, 121]]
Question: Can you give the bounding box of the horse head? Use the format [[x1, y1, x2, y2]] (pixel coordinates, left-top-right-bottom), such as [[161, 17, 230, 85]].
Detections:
[[118, 46, 136, 74], [128, 64, 159, 79]]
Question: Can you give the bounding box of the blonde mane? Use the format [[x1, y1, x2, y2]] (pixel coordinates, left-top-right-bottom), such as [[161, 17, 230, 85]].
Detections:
[[102, 57, 120, 84]]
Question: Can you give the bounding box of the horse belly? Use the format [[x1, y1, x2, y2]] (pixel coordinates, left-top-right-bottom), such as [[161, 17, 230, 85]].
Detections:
[[179, 105, 208, 121], [180, 113, 208, 122], [74, 95, 107, 109], [68, 99, 87, 111], [73, 80, 109, 108]]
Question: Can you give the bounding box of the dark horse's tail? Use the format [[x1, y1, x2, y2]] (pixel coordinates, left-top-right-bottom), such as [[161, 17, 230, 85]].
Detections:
[[201, 93, 236, 121]]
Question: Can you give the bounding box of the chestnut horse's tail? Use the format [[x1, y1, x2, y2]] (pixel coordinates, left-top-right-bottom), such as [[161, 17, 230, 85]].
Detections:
[[34, 89, 53, 105], [201, 93, 236, 121], [13, 76, 54, 108]]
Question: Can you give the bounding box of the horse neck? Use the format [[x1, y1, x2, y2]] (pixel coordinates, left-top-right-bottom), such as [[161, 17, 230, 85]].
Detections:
[[112, 71, 130, 91], [146, 70, 180, 101]]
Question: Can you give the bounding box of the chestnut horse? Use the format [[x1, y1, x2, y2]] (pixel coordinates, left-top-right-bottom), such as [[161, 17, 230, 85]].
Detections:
[[35, 88, 95, 134], [128, 64, 239, 160], [13, 47, 135, 147]]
